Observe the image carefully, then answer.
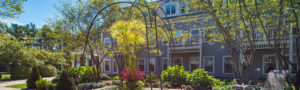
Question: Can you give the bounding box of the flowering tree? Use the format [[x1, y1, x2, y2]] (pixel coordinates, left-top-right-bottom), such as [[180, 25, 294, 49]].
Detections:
[[109, 19, 146, 89]]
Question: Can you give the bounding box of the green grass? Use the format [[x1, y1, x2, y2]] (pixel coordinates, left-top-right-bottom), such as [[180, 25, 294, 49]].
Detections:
[[1, 74, 11, 79], [5, 83, 27, 88]]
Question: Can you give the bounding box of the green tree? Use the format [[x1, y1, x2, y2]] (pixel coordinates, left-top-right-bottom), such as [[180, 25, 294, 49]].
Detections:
[[26, 66, 42, 89], [0, 0, 26, 18], [186, 0, 299, 82], [109, 19, 146, 68]]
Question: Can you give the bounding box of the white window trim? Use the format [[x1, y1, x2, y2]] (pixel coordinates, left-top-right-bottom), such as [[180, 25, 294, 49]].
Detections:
[[203, 56, 215, 74], [138, 58, 146, 72], [190, 29, 200, 44], [173, 57, 183, 66], [104, 37, 111, 44], [103, 59, 111, 73], [112, 59, 119, 74], [162, 57, 169, 70], [189, 57, 200, 72], [148, 58, 156, 72], [223, 55, 233, 74], [174, 30, 183, 45], [262, 54, 279, 75], [165, 4, 178, 17]]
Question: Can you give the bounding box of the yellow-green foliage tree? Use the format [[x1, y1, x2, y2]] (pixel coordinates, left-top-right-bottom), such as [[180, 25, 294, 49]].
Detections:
[[109, 19, 146, 68]]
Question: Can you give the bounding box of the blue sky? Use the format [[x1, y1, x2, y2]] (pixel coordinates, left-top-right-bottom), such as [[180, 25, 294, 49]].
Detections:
[[1, 0, 60, 28], [1, 0, 157, 28]]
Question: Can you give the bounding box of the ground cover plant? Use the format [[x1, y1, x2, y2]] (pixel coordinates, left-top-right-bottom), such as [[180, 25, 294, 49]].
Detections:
[[5, 83, 27, 88]]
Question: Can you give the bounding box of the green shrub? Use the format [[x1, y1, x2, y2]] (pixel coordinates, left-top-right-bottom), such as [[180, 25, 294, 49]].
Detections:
[[60, 66, 101, 83], [161, 65, 189, 87], [78, 82, 105, 89], [145, 73, 159, 82], [10, 65, 31, 80], [188, 69, 213, 88], [212, 79, 236, 90], [56, 71, 77, 90], [35, 79, 51, 90], [79, 66, 100, 83], [26, 66, 42, 89], [112, 76, 120, 81], [284, 82, 296, 90], [40, 65, 57, 77]]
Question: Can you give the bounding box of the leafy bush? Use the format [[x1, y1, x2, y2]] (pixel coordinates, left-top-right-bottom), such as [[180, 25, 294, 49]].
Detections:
[[40, 64, 57, 77], [137, 80, 145, 90], [212, 79, 236, 90], [112, 76, 120, 81], [188, 69, 213, 88], [79, 66, 100, 83], [10, 65, 31, 80], [101, 74, 110, 80], [56, 71, 77, 90], [144, 73, 159, 82], [78, 82, 105, 89], [26, 66, 42, 89], [284, 82, 296, 90], [60, 66, 101, 83], [161, 65, 189, 87], [35, 79, 52, 90]]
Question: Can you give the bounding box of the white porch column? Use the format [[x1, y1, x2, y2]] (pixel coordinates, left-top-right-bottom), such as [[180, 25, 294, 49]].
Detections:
[[289, 24, 293, 70], [199, 30, 203, 69]]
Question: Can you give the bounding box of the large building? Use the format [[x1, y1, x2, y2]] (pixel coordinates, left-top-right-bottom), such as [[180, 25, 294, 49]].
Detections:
[[88, 0, 298, 80]]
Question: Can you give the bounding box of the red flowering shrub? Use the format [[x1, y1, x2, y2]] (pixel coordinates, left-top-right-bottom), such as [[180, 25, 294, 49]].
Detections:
[[121, 67, 144, 82]]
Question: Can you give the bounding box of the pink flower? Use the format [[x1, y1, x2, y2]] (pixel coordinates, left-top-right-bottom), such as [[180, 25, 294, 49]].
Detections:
[[120, 67, 144, 82]]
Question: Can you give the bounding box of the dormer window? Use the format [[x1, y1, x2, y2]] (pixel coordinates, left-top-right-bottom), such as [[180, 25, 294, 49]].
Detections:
[[166, 5, 176, 15]]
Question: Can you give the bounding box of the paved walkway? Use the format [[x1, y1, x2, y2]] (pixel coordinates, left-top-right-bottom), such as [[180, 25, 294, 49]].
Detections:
[[0, 77, 55, 90]]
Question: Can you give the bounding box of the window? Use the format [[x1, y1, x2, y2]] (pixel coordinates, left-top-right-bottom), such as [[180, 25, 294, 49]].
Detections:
[[104, 38, 110, 44], [191, 30, 200, 44], [149, 58, 155, 72], [104, 59, 110, 72], [190, 57, 199, 72], [263, 55, 277, 73], [203, 56, 214, 73], [254, 31, 263, 40], [138, 59, 145, 71], [166, 5, 176, 15], [174, 31, 183, 45], [180, 5, 186, 14], [112, 60, 118, 73], [162, 58, 168, 70], [174, 57, 183, 66], [267, 28, 275, 39], [223, 56, 233, 74]]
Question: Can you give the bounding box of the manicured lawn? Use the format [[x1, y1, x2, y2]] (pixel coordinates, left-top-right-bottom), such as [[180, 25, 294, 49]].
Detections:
[[5, 83, 27, 88], [1, 74, 10, 79]]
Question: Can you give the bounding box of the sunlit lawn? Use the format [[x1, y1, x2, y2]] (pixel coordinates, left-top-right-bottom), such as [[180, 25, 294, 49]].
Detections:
[[1, 74, 10, 79], [6, 83, 27, 88]]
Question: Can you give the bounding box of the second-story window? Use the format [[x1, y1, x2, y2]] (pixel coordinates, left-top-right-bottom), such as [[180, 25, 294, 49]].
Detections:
[[104, 38, 110, 44], [181, 5, 186, 14], [166, 5, 176, 15], [191, 30, 200, 44]]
